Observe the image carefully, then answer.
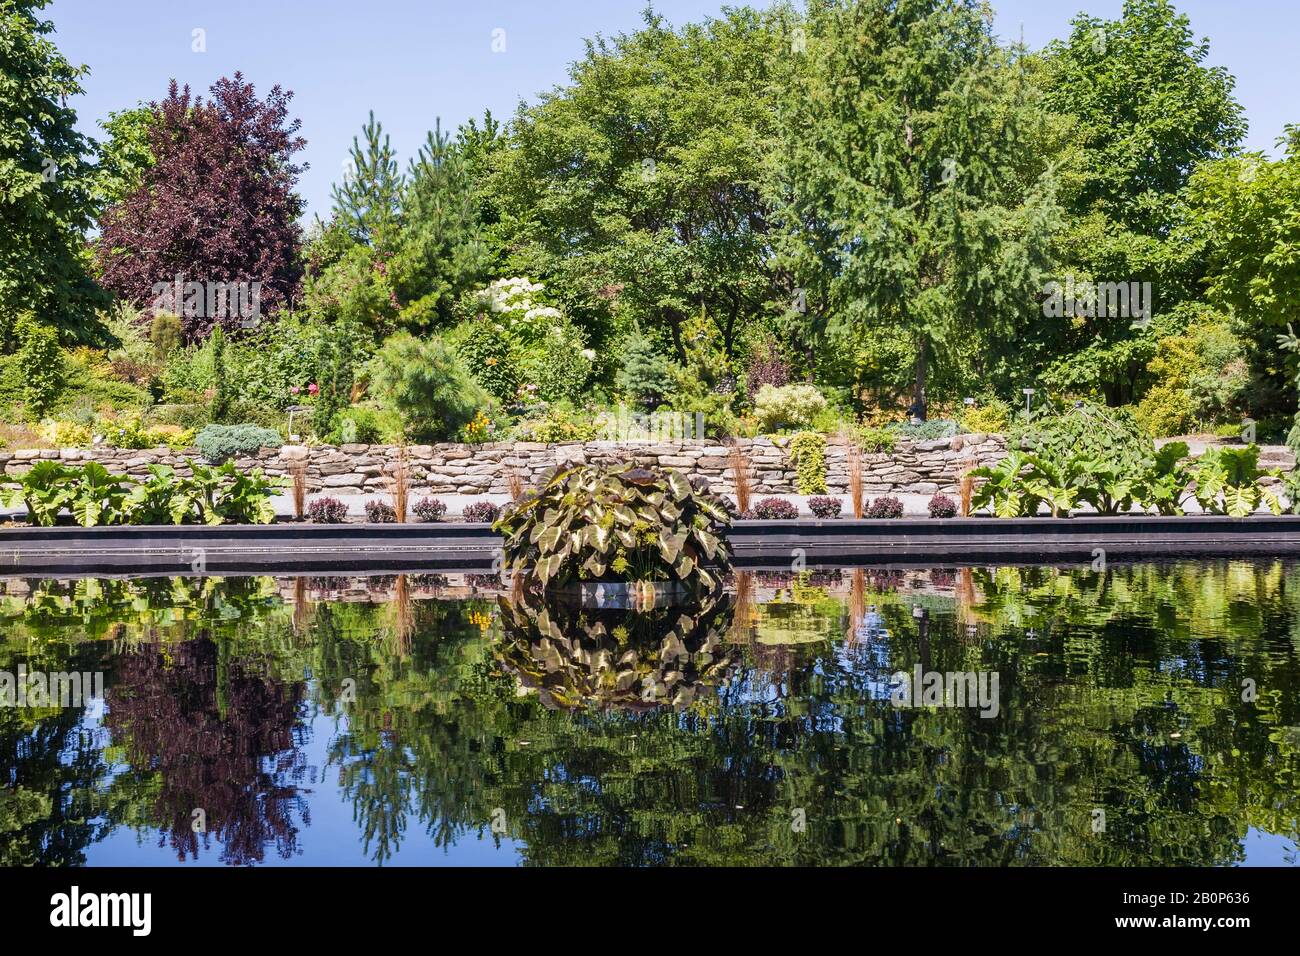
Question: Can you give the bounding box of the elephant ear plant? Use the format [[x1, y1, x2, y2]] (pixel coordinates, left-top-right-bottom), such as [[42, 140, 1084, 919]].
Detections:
[[495, 463, 733, 592]]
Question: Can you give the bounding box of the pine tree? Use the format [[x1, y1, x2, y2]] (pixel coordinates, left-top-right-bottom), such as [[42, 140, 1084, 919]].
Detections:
[[775, 0, 1060, 418], [331, 110, 402, 247], [390, 119, 492, 330]]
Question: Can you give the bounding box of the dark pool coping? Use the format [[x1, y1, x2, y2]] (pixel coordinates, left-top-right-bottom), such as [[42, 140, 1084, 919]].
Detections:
[[4, 515, 1300, 575]]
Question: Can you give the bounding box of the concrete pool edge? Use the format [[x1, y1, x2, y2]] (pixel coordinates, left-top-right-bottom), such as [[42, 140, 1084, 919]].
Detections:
[[5, 514, 1300, 575]]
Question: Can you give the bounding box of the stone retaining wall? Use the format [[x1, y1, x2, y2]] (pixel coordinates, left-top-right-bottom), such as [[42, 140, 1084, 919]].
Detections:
[[0, 434, 1010, 497]]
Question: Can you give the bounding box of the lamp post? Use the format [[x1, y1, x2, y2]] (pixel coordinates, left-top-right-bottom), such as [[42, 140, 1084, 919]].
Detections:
[[1022, 388, 1035, 416]]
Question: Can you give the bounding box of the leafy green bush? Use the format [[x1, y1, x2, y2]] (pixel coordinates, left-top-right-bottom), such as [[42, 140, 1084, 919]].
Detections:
[[788, 431, 827, 494], [854, 424, 896, 453], [195, 423, 282, 462], [512, 401, 601, 442], [1, 460, 282, 526], [368, 332, 487, 442], [15, 317, 65, 417], [450, 319, 521, 402], [960, 399, 1010, 434], [331, 405, 401, 444], [753, 383, 827, 433]]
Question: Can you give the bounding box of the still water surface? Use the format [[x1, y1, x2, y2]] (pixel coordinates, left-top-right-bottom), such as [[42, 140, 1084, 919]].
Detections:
[[2, 562, 1298, 866]]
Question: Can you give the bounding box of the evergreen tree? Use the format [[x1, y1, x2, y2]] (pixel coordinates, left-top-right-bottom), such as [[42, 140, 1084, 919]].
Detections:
[[390, 120, 492, 331], [331, 110, 402, 248], [775, 0, 1059, 418]]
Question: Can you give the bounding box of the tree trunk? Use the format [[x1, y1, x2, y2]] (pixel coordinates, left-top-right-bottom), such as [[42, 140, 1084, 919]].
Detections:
[[912, 336, 928, 421]]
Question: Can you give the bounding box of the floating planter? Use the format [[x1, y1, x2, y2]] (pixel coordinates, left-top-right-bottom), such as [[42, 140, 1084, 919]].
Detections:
[[495, 462, 733, 594]]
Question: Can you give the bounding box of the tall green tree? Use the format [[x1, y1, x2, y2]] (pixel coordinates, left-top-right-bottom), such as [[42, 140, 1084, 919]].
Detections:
[[391, 119, 494, 330], [331, 110, 401, 248], [492, 7, 787, 362], [1183, 128, 1300, 422], [1031, 0, 1246, 404], [775, 0, 1059, 418], [0, 0, 106, 346]]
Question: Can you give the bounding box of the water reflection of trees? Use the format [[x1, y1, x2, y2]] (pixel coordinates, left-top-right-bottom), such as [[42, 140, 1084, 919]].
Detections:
[[104, 637, 310, 864], [2, 561, 1298, 866]]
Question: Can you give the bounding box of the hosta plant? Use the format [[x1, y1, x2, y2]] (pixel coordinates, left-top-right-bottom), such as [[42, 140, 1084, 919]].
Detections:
[[495, 463, 732, 591]]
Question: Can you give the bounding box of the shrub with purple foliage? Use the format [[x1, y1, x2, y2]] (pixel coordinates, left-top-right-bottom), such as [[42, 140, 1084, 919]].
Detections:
[[808, 495, 843, 518], [928, 493, 958, 518], [413, 497, 447, 522], [365, 500, 396, 522], [752, 496, 799, 519], [463, 500, 501, 523], [745, 338, 791, 400], [866, 495, 904, 519], [306, 497, 348, 523]]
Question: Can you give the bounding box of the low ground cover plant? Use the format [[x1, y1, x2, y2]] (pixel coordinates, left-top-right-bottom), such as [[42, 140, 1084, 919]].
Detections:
[[463, 500, 501, 522], [866, 495, 905, 518], [306, 496, 348, 523], [808, 495, 842, 518], [413, 496, 447, 521], [749, 497, 799, 520]]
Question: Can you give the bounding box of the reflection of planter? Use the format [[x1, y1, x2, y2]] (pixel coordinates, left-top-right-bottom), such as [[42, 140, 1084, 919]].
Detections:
[[552, 581, 689, 610], [494, 588, 738, 712]]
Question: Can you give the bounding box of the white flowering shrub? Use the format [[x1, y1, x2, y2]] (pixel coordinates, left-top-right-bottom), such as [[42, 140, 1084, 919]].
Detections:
[[459, 277, 593, 404], [754, 383, 828, 433]]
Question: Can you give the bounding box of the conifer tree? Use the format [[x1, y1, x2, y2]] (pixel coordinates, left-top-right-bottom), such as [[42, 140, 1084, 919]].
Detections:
[[775, 0, 1059, 418]]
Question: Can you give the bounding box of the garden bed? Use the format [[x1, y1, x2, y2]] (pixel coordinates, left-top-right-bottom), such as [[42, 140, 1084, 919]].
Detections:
[[5, 515, 1300, 576]]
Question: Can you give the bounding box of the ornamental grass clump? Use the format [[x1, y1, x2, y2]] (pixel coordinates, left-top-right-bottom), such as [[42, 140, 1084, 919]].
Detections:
[[495, 463, 732, 591]]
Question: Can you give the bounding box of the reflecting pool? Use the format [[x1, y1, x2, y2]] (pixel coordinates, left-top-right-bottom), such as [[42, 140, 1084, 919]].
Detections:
[[2, 562, 1298, 866]]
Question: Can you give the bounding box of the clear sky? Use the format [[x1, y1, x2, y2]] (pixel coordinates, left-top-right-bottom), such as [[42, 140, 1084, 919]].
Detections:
[[45, 0, 1300, 221]]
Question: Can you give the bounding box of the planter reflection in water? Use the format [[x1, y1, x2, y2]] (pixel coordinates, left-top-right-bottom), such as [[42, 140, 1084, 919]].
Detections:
[[493, 587, 738, 711]]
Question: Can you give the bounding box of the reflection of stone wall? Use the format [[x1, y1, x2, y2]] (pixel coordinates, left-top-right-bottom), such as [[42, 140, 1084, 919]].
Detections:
[[0, 435, 1010, 497]]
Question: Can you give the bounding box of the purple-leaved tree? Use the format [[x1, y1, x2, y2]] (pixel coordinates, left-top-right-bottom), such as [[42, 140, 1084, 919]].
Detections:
[[96, 73, 306, 340]]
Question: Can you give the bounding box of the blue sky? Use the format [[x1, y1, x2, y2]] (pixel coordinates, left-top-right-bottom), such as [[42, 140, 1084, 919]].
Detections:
[[47, 0, 1299, 221]]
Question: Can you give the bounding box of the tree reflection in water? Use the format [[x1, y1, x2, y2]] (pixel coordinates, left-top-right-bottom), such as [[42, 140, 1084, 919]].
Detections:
[[1, 562, 1299, 866], [104, 637, 310, 864]]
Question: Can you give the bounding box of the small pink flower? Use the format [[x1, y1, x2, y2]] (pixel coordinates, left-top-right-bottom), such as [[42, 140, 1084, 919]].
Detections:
[[308, 383, 319, 395], [290, 386, 300, 395]]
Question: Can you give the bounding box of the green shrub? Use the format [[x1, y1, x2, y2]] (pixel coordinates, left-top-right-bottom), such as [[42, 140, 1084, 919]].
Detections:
[[513, 401, 601, 442], [615, 330, 674, 410], [195, 423, 283, 462], [495, 463, 732, 590], [854, 424, 896, 453], [753, 383, 827, 433], [150, 311, 183, 358], [331, 405, 402, 444], [209, 326, 231, 422], [788, 431, 827, 494], [16, 317, 65, 417], [960, 399, 1010, 434], [368, 333, 487, 442], [450, 319, 521, 402]]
